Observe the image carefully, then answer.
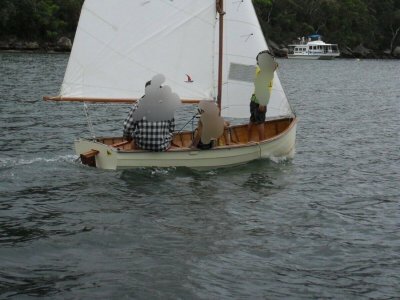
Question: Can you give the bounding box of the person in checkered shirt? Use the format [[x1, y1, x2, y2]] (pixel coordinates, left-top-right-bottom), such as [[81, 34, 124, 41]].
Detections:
[[123, 81, 175, 152]]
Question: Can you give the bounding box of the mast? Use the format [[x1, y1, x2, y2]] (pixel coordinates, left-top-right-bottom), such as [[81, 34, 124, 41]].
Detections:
[[216, 0, 225, 114]]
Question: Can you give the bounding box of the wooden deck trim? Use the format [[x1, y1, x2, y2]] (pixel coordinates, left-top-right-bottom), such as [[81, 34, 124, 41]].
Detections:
[[93, 117, 297, 153], [81, 149, 99, 158], [80, 149, 99, 167], [111, 140, 131, 148]]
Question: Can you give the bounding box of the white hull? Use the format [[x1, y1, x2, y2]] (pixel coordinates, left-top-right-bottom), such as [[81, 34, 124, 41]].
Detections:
[[74, 119, 297, 170], [288, 36, 340, 60], [287, 54, 338, 60]]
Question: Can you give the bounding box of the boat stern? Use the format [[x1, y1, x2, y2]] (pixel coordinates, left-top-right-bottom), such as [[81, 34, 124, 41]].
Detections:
[[74, 138, 119, 170]]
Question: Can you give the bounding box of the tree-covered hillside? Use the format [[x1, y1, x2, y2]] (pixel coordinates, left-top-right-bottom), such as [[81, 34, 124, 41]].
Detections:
[[253, 0, 400, 54], [0, 0, 84, 41], [0, 0, 399, 55]]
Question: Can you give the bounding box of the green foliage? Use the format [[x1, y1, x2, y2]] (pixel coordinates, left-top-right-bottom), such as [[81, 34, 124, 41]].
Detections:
[[0, 0, 84, 41], [0, 0, 398, 51], [253, 0, 400, 51]]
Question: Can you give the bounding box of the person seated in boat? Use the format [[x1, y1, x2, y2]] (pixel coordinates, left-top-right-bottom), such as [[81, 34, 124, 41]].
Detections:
[[248, 50, 278, 142], [190, 101, 227, 149], [122, 74, 181, 151]]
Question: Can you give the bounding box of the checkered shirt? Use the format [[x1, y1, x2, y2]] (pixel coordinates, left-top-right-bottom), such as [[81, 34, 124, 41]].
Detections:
[[123, 104, 175, 152]]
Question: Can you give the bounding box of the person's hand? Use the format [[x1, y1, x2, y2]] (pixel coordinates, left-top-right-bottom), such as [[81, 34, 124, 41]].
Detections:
[[258, 105, 266, 112]]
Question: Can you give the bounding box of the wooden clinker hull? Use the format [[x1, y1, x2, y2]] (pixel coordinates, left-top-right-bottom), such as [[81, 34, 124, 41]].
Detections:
[[74, 117, 297, 170]]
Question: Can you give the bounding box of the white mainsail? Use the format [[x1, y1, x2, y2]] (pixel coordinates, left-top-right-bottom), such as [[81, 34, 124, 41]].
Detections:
[[61, 0, 217, 101], [61, 0, 292, 120]]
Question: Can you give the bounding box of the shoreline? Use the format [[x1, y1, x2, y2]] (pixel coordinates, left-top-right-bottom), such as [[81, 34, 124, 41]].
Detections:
[[0, 37, 72, 54], [1, 49, 398, 59], [1, 39, 399, 59], [0, 49, 70, 54]]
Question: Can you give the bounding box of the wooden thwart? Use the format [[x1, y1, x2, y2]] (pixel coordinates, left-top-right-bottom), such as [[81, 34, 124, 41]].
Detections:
[[111, 140, 130, 148]]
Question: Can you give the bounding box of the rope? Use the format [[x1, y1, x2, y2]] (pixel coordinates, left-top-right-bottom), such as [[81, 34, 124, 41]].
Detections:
[[83, 102, 96, 139], [177, 112, 199, 134]]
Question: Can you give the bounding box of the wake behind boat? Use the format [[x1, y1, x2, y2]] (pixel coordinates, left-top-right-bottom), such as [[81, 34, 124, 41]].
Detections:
[[44, 0, 297, 170], [288, 34, 340, 60]]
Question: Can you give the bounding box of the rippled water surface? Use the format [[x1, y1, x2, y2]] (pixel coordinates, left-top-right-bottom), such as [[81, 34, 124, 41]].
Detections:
[[1, 53, 399, 299]]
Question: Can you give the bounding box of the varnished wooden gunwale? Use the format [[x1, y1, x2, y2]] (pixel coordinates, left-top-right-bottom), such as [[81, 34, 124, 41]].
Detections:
[[95, 117, 296, 152]]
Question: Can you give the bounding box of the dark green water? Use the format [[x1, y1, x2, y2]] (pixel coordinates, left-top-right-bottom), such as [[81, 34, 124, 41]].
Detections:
[[1, 53, 399, 299]]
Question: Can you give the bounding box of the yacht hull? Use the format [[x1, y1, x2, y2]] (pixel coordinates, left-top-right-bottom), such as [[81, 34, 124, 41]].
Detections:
[[74, 118, 298, 170]]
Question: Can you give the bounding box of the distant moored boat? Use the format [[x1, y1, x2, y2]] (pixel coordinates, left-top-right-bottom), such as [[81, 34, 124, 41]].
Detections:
[[288, 34, 340, 60]]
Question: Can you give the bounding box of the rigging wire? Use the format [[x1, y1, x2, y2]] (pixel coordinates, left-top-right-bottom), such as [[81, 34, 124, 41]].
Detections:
[[176, 111, 199, 134], [83, 102, 96, 140]]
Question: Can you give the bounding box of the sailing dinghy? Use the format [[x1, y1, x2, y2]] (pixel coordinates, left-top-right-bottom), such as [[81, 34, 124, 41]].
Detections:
[[44, 0, 297, 170]]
